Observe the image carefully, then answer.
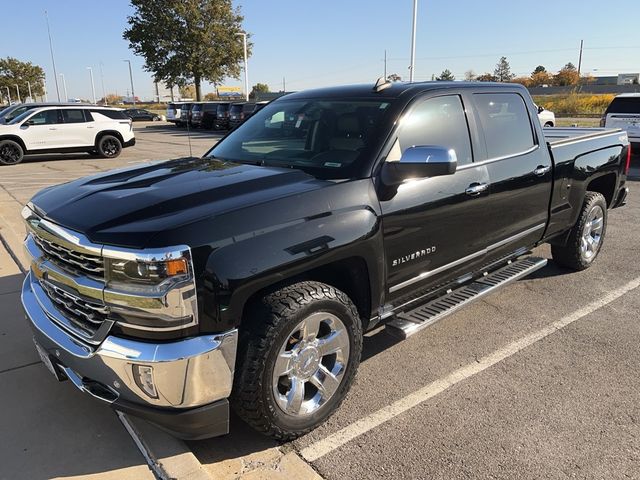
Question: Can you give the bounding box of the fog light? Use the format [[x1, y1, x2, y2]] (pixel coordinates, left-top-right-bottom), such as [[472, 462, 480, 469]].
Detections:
[[132, 365, 158, 399]]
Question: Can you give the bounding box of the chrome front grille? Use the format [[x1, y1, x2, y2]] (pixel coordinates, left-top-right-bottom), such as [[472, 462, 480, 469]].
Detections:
[[32, 234, 105, 278], [40, 280, 109, 336]]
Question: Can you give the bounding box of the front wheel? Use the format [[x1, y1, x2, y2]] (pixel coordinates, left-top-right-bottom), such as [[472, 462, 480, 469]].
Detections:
[[232, 281, 363, 440], [551, 191, 607, 270], [97, 135, 122, 158], [0, 139, 24, 165]]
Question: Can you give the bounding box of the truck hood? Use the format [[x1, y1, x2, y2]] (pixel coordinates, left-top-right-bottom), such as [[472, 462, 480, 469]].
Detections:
[[30, 157, 331, 248]]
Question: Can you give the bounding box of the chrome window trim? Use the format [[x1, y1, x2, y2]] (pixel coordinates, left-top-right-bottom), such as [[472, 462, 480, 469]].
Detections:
[[456, 145, 539, 171], [389, 223, 545, 293]]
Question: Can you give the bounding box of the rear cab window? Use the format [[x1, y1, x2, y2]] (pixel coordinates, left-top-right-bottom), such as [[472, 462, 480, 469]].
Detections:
[[473, 93, 535, 159], [606, 97, 640, 115]]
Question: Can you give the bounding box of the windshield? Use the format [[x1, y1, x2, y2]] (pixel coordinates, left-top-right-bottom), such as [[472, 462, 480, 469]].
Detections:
[[230, 104, 243, 114], [207, 98, 391, 179]]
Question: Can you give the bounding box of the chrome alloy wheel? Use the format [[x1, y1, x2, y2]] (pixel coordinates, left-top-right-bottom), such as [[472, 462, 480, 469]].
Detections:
[[272, 312, 350, 417], [581, 204, 604, 260]]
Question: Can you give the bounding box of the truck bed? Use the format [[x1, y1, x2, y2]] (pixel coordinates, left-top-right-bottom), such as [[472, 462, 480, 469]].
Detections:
[[543, 127, 623, 146]]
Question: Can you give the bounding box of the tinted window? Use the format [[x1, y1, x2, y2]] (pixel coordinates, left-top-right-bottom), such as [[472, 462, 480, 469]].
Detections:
[[62, 109, 86, 123], [474, 93, 535, 159], [217, 104, 230, 113], [230, 104, 243, 114], [390, 95, 473, 166], [28, 109, 62, 125], [243, 103, 256, 113], [203, 103, 218, 111], [606, 97, 640, 114], [5, 105, 31, 121], [91, 109, 128, 120], [192, 104, 203, 112]]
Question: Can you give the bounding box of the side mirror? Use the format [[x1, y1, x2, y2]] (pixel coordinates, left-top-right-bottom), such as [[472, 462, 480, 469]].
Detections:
[[22, 120, 33, 128], [537, 105, 544, 113], [381, 146, 457, 186]]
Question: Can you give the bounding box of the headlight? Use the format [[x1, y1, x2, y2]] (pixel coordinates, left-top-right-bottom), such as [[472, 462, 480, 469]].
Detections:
[[103, 247, 199, 332]]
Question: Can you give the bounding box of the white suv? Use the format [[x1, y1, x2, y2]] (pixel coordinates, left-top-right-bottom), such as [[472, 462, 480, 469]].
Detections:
[[602, 94, 640, 147], [0, 106, 135, 165]]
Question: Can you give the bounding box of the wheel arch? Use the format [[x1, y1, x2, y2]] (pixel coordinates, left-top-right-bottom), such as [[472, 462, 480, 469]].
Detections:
[[0, 135, 27, 153], [586, 173, 617, 207], [94, 130, 124, 147]]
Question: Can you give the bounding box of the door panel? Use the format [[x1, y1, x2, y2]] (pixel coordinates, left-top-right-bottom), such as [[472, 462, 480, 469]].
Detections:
[[380, 164, 492, 301], [471, 92, 552, 256], [19, 109, 63, 150], [378, 93, 496, 303]]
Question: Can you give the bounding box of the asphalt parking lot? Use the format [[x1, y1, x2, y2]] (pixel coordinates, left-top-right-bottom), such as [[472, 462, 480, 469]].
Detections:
[[0, 123, 639, 479]]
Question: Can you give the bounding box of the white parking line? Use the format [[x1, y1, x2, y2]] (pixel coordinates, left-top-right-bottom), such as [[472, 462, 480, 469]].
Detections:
[[299, 276, 640, 462]]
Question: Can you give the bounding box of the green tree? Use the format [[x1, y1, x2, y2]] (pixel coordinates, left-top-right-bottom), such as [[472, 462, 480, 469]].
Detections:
[[493, 56, 515, 82], [124, 0, 251, 101], [249, 82, 269, 99], [532, 65, 547, 76], [436, 69, 455, 81], [0, 57, 45, 102], [386, 73, 402, 82]]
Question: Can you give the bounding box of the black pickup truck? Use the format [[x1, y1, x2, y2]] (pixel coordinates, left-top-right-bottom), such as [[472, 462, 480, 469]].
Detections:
[[21, 80, 630, 440]]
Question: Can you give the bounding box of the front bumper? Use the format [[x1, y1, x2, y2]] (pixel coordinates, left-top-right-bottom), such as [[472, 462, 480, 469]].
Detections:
[[22, 272, 238, 439]]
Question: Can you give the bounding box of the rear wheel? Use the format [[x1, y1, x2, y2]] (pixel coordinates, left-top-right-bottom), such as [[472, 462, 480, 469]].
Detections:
[[0, 140, 24, 165], [97, 135, 122, 158], [544, 122, 554, 127], [551, 191, 607, 270], [232, 281, 363, 440]]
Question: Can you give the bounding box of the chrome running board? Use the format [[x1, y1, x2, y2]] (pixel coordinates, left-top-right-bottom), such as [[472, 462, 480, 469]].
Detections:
[[385, 256, 548, 339]]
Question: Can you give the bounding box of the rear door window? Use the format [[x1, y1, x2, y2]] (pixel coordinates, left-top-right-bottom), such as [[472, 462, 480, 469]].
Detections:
[[473, 93, 535, 159], [389, 95, 473, 166], [62, 110, 86, 123]]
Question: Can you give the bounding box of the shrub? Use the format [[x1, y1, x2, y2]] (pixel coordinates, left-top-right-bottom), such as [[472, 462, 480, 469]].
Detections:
[[532, 93, 615, 115]]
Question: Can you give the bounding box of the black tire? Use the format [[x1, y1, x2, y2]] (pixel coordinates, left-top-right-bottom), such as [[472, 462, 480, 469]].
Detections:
[[544, 122, 554, 127], [96, 135, 122, 158], [0, 139, 24, 165], [232, 281, 363, 440], [551, 191, 607, 270]]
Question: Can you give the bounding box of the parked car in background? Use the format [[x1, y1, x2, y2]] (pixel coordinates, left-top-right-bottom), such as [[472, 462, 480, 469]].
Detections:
[[201, 102, 221, 129], [166, 102, 188, 125], [229, 102, 254, 129], [601, 94, 640, 147], [0, 106, 134, 165], [0, 102, 94, 124], [213, 102, 231, 130], [124, 108, 161, 122], [535, 104, 555, 127], [178, 102, 193, 127], [189, 102, 205, 128]]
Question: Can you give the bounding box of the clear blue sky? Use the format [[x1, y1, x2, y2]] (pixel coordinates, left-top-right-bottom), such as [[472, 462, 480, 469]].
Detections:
[[1, 0, 639, 100]]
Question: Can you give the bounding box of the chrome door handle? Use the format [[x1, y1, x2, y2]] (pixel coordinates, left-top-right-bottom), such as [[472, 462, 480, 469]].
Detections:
[[48, 127, 57, 130], [87, 126, 95, 129], [465, 183, 488, 196], [533, 165, 551, 176]]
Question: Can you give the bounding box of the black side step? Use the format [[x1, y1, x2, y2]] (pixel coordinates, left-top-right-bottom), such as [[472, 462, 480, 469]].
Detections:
[[385, 256, 547, 339]]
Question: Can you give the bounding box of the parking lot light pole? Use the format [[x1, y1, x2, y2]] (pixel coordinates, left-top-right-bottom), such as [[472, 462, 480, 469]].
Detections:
[[5, 87, 10, 104], [27, 81, 33, 102], [59, 73, 68, 101], [99, 62, 107, 105], [236, 32, 249, 101], [123, 60, 135, 106], [409, 0, 418, 82], [87, 67, 96, 104], [15, 85, 21, 103]]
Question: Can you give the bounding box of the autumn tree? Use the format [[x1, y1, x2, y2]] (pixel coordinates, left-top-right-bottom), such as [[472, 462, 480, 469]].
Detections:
[[124, 0, 251, 101], [464, 70, 476, 81], [554, 63, 579, 86], [476, 73, 497, 82], [494, 56, 515, 82], [179, 85, 196, 99], [436, 69, 455, 81], [511, 77, 531, 87], [0, 57, 45, 102], [530, 70, 552, 87], [204, 92, 218, 100]]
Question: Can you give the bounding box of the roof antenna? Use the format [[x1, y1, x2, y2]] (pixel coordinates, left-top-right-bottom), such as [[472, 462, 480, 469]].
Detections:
[[373, 76, 392, 93]]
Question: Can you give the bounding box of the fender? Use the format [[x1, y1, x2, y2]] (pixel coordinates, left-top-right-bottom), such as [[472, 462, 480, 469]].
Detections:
[[199, 179, 384, 332]]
